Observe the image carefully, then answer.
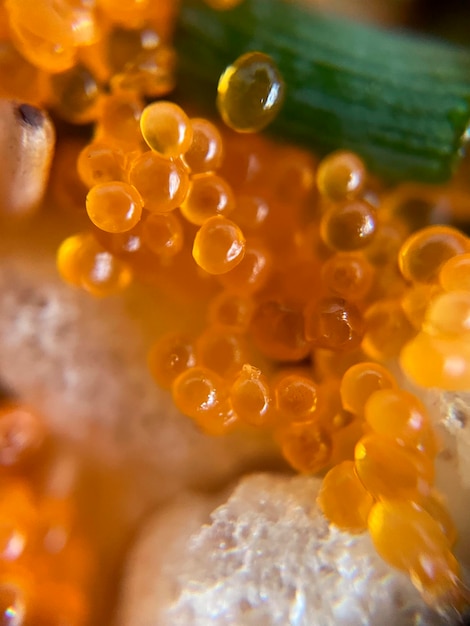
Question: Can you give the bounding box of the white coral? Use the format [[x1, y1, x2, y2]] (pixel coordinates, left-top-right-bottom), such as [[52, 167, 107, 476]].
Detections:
[[118, 474, 454, 626]]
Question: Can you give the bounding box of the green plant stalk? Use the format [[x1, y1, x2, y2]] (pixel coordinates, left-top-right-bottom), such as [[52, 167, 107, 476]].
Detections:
[[175, 0, 470, 183]]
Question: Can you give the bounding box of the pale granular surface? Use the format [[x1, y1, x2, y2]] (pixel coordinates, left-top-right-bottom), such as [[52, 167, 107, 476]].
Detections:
[[120, 474, 453, 626]]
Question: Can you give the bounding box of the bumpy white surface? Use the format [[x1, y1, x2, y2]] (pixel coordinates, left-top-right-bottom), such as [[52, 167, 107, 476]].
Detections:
[[118, 474, 454, 626]]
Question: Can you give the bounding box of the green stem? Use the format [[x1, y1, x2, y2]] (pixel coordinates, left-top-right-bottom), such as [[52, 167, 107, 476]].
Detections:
[[175, 0, 470, 182]]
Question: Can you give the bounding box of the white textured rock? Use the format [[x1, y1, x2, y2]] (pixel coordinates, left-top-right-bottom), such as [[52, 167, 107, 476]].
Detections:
[[118, 474, 454, 626]]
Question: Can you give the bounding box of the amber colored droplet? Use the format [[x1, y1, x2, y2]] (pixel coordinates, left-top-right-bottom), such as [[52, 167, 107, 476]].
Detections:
[[271, 147, 317, 206], [93, 222, 149, 270], [364, 221, 407, 267], [364, 388, 437, 456], [148, 332, 196, 389], [141, 213, 184, 258], [7, 9, 78, 73], [368, 499, 451, 571], [172, 366, 238, 436], [147, 244, 217, 303], [230, 194, 269, 232], [398, 225, 469, 284], [355, 434, 434, 500], [218, 241, 271, 294], [278, 422, 332, 474], [314, 379, 355, 435], [180, 173, 235, 225], [424, 291, 470, 337], [339, 362, 397, 417], [312, 379, 340, 426], [192, 216, 246, 275], [439, 252, 470, 291], [183, 118, 224, 173], [78, 34, 111, 85], [381, 183, 445, 235], [140, 101, 193, 157], [250, 300, 311, 362], [321, 252, 374, 301], [217, 51, 285, 133], [196, 329, 247, 379], [50, 64, 101, 124], [208, 291, 254, 331], [98, 93, 143, 148], [230, 365, 272, 427], [410, 549, 462, 604], [105, 25, 161, 74], [57, 234, 86, 287], [274, 373, 318, 423], [304, 297, 364, 351], [318, 460, 374, 532], [172, 366, 227, 422], [191, 398, 238, 437], [79, 233, 133, 297], [6, 0, 98, 49], [316, 151, 366, 202], [362, 299, 416, 361], [418, 492, 457, 547], [401, 284, 439, 330], [331, 408, 356, 432], [219, 132, 269, 190], [371, 263, 408, 304], [0, 404, 44, 467], [128, 151, 190, 214], [320, 200, 376, 251], [329, 416, 364, 465], [400, 331, 470, 391], [312, 347, 366, 383], [77, 140, 125, 188], [110, 44, 176, 98], [368, 500, 461, 602], [86, 182, 143, 233]]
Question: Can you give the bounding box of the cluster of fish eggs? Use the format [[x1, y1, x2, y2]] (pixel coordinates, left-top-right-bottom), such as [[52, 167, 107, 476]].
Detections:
[[53, 85, 470, 607], [1, 0, 470, 614]]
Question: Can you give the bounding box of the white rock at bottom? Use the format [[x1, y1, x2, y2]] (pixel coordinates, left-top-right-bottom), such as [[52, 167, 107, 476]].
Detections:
[[118, 473, 455, 626]]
